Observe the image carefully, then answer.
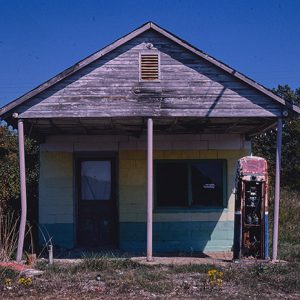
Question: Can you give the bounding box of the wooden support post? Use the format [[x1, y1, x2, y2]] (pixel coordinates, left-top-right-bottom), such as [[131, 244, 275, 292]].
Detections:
[[16, 119, 27, 262], [272, 117, 282, 261], [147, 118, 153, 261]]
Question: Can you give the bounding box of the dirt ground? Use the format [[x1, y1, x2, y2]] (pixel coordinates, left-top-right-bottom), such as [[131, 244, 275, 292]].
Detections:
[[0, 257, 299, 299]]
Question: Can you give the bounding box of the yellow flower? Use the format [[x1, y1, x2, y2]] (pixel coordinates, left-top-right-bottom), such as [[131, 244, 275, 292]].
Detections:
[[18, 278, 24, 284], [18, 277, 33, 286]]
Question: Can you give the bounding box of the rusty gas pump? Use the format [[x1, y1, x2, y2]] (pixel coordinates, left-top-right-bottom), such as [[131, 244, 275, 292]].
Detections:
[[233, 156, 269, 260]]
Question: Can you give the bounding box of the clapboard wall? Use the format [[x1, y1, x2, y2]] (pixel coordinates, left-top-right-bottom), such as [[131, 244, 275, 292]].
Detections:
[[38, 133, 250, 252], [16, 30, 282, 119]]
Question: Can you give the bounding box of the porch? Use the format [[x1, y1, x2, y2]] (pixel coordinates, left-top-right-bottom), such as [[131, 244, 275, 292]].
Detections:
[[14, 115, 283, 261]]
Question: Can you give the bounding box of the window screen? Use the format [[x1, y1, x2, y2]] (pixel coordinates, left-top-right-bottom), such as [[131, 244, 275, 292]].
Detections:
[[81, 161, 111, 200], [155, 162, 188, 207]]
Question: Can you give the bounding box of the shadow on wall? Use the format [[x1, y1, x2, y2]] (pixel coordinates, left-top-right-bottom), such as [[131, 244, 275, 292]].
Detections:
[[38, 210, 233, 256], [119, 210, 233, 255]]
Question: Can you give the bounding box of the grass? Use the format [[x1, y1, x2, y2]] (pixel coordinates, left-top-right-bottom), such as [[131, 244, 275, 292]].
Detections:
[[33, 258, 173, 297], [224, 263, 300, 294], [1, 259, 299, 299], [269, 188, 300, 261], [169, 263, 216, 274]]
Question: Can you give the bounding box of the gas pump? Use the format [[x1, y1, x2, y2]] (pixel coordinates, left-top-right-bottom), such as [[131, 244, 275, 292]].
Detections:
[[233, 156, 269, 260]]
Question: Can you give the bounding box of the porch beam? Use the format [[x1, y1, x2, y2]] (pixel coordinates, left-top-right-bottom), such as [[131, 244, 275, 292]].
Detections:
[[272, 117, 283, 261], [147, 118, 153, 261], [77, 118, 89, 134], [16, 119, 27, 262], [49, 119, 63, 134]]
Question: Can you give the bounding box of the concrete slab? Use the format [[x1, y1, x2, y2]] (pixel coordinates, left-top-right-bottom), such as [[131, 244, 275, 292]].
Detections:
[[131, 251, 233, 266]]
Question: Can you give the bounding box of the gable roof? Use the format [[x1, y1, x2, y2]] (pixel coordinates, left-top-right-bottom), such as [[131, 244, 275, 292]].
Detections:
[[1, 21, 299, 119]]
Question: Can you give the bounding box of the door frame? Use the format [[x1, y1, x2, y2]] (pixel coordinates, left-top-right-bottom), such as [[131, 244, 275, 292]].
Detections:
[[74, 151, 119, 249]]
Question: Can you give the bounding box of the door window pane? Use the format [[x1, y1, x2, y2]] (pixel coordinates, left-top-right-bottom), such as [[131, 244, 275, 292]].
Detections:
[[191, 160, 224, 206], [81, 161, 111, 200]]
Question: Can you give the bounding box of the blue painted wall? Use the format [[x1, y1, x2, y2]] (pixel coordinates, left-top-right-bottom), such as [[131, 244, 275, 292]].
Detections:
[[39, 223, 75, 249]]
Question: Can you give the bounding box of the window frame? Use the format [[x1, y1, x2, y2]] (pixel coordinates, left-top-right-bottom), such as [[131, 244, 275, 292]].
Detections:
[[139, 51, 161, 82], [154, 159, 227, 211]]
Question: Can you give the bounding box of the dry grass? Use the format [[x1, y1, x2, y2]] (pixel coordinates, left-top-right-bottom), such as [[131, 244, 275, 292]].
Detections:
[[0, 213, 19, 261], [0, 258, 299, 299], [269, 188, 300, 261]]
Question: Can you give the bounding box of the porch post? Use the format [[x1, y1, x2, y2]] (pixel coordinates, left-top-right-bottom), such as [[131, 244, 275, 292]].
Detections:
[[147, 118, 153, 261], [272, 117, 283, 261], [16, 119, 27, 262]]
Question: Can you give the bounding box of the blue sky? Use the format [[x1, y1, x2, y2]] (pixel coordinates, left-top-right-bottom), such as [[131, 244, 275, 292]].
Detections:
[[1, 0, 300, 107]]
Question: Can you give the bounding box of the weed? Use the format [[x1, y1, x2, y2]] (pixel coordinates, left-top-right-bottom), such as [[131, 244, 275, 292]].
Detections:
[[206, 268, 224, 289], [0, 266, 18, 282], [110, 266, 171, 294], [35, 260, 48, 270], [0, 212, 19, 261], [250, 263, 268, 276], [169, 263, 216, 274], [74, 256, 140, 273]]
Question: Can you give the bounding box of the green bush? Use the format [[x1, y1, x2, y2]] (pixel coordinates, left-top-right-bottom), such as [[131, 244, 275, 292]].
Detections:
[[0, 124, 38, 214]]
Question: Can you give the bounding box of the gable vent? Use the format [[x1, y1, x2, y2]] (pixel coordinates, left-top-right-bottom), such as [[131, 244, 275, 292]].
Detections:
[[140, 54, 159, 80]]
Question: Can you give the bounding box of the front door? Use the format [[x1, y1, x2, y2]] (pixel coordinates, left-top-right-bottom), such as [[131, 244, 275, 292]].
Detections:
[[76, 157, 117, 248]]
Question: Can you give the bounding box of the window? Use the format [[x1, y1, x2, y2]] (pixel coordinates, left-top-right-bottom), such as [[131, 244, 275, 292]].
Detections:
[[81, 160, 111, 200], [155, 160, 226, 208], [140, 53, 159, 80]]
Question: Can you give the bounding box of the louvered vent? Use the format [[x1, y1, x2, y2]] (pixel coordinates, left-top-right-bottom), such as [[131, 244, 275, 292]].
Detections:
[[140, 54, 159, 80]]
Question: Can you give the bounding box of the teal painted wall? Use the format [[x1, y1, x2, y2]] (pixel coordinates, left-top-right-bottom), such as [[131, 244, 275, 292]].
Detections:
[[39, 223, 74, 249], [120, 221, 234, 253]]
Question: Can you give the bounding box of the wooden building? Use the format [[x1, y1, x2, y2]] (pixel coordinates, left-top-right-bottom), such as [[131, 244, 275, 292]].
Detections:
[[1, 22, 299, 260]]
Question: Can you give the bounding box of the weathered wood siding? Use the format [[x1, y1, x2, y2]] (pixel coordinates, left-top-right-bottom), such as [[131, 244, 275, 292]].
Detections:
[[17, 30, 282, 118]]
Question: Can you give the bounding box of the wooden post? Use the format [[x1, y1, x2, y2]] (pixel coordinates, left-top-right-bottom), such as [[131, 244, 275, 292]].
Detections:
[[272, 117, 282, 261], [16, 119, 27, 262], [147, 118, 153, 261]]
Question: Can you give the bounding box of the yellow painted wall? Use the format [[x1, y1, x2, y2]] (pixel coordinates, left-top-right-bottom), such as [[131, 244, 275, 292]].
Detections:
[[39, 151, 74, 224], [119, 149, 249, 223], [39, 149, 249, 225]]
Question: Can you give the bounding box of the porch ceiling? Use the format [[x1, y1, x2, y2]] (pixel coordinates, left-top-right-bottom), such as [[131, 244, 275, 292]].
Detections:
[[23, 116, 275, 138]]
